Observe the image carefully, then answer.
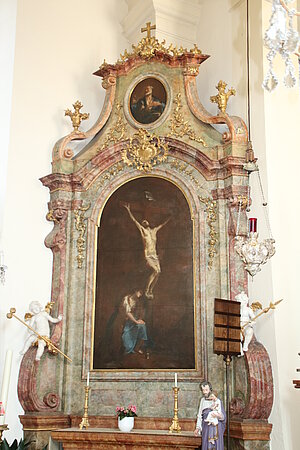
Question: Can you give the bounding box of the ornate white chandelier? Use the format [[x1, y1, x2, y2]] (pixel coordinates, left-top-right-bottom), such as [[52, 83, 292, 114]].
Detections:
[[235, 218, 276, 278], [263, 0, 300, 91], [234, 164, 276, 279]]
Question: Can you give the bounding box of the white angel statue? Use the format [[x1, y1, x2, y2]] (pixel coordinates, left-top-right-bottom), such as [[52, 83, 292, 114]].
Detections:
[[20, 301, 62, 361]]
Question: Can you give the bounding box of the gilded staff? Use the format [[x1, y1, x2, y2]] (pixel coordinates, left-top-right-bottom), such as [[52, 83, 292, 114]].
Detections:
[[6, 307, 72, 362], [241, 299, 283, 331]]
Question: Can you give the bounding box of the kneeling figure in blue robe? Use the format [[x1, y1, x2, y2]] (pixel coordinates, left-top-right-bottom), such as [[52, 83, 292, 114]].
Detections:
[[122, 290, 148, 354]]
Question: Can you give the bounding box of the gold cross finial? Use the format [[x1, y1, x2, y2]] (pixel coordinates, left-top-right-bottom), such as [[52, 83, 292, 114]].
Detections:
[[141, 22, 156, 39]]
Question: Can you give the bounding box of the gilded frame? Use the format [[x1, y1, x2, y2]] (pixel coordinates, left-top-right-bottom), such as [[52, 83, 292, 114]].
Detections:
[[124, 73, 172, 130]]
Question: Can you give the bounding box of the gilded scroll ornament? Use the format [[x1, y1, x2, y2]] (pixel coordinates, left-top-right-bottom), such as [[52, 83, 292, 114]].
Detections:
[[46, 210, 59, 224], [74, 203, 90, 269], [168, 93, 207, 147], [46, 201, 69, 224], [190, 43, 202, 55], [94, 163, 125, 190], [100, 103, 127, 150], [210, 80, 236, 114], [122, 128, 168, 172], [184, 66, 199, 76], [65, 101, 90, 132], [169, 159, 201, 186]]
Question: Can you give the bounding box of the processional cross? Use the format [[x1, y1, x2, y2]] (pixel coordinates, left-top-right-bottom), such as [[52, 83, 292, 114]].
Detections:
[[141, 22, 156, 38]]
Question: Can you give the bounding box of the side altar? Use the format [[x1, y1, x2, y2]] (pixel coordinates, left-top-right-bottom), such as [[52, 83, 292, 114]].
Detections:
[[17, 24, 274, 450], [51, 416, 201, 450]]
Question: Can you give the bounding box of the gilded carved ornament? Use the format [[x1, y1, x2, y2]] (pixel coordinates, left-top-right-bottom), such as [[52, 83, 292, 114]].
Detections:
[[94, 163, 125, 190], [113, 21, 202, 62], [122, 128, 168, 172], [169, 159, 202, 187], [210, 80, 236, 114], [169, 159, 217, 269], [74, 203, 91, 269], [65, 101, 90, 132], [184, 66, 199, 76], [200, 197, 217, 270], [101, 75, 116, 90], [46, 210, 59, 224], [99, 103, 128, 151], [46, 200, 69, 224], [229, 195, 248, 210], [168, 93, 207, 147]]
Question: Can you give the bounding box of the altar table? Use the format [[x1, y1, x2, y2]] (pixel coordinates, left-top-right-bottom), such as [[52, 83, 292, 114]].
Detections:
[[51, 427, 202, 449]]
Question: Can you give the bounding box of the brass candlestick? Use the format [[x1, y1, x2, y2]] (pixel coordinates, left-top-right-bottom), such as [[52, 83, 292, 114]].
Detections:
[[169, 387, 181, 433], [0, 424, 9, 444], [79, 386, 90, 430]]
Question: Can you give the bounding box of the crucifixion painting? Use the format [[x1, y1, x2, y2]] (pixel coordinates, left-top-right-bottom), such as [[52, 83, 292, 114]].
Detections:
[[93, 177, 195, 371]]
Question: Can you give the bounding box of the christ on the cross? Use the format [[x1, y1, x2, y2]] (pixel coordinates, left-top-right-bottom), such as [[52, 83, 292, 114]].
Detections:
[[123, 203, 170, 299]]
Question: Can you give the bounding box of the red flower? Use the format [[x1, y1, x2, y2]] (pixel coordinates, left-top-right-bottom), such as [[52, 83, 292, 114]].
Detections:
[[116, 404, 137, 420]]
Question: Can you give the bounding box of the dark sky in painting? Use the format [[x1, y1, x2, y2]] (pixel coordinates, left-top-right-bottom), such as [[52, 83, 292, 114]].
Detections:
[[93, 177, 195, 370]]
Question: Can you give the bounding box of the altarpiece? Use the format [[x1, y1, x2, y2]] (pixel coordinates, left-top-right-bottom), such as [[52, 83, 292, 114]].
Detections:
[[17, 27, 274, 450]]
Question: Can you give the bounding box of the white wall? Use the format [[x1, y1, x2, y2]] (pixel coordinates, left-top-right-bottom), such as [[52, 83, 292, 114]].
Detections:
[[248, 2, 300, 449], [261, 2, 300, 448], [0, 0, 128, 442], [0, 0, 299, 448], [0, 0, 17, 246]]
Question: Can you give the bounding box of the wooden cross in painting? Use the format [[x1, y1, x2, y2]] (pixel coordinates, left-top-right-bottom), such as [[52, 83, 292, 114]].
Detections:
[[141, 22, 156, 38]]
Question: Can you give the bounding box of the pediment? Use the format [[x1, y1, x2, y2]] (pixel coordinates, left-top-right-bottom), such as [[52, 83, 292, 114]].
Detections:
[[51, 30, 248, 176]]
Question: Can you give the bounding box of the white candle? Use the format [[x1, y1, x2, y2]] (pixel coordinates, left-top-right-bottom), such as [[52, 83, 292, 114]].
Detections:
[[175, 373, 177, 387], [0, 350, 13, 425], [86, 372, 90, 387]]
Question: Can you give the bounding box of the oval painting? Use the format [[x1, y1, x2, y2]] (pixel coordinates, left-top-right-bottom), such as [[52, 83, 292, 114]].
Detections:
[[129, 77, 167, 125]]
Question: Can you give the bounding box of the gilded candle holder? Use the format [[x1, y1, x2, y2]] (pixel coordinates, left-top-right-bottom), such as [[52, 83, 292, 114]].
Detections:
[[79, 386, 90, 430], [169, 387, 181, 433], [0, 424, 9, 444]]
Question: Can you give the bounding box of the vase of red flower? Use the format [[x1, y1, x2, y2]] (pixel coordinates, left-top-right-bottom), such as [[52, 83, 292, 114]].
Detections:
[[116, 405, 137, 432]]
